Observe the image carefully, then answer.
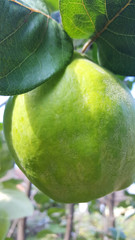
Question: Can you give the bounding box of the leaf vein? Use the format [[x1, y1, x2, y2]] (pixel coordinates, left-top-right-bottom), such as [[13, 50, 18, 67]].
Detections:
[[106, 28, 135, 37], [0, 18, 49, 80], [0, 12, 32, 45], [9, 0, 51, 19], [81, 0, 96, 31], [82, 0, 132, 52], [99, 35, 135, 60]]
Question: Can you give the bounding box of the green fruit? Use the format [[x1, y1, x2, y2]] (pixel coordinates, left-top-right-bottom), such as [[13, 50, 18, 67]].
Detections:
[[4, 54, 135, 203]]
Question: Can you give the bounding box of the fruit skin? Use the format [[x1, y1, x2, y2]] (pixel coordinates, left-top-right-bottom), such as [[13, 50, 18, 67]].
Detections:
[[4, 54, 135, 203]]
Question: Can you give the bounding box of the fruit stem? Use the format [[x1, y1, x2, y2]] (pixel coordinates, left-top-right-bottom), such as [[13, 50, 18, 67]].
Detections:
[[82, 39, 93, 53], [82, 0, 132, 53]]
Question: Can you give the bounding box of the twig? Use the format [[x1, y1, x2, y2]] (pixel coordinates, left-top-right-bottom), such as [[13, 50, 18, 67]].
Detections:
[[17, 219, 26, 240], [108, 192, 115, 228], [64, 204, 74, 240], [82, 0, 132, 53], [7, 219, 19, 238], [82, 38, 94, 53], [103, 193, 116, 240], [17, 179, 32, 240]]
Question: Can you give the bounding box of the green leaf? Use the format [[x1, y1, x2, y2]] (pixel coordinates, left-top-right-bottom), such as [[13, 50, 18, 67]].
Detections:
[[60, 0, 106, 39], [44, 0, 59, 12], [124, 190, 135, 199], [86, 43, 98, 64], [0, 188, 34, 219], [60, 0, 135, 76], [34, 192, 50, 204], [108, 228, 126, 240], [36, 230, 62, 240], [88, 200, 100, 214], [48, 224, 65, 234], [37, 234, 60, 240], [5, 238, 14, 240], [37, 229, 54, 238], [0, 210, 10, 240], [0, 128, 14, 177], [47, 207, 65, 222], [34, 192, 51, 212], [118, 200, 130, 208], [27, 238, 37, 240], [76, 237, 87, 240], [0, 0, 73, 96], [0, 179, 22, 189], [0, 123, 3, 131]]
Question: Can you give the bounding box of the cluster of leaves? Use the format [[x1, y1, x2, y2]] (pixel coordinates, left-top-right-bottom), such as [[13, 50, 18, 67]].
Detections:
[[26, 191, 66, 239], [60, 0, 135, 76]]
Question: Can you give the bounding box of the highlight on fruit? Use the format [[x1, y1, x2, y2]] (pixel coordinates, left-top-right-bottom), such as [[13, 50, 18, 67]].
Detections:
[[4, 54, 135, 203]]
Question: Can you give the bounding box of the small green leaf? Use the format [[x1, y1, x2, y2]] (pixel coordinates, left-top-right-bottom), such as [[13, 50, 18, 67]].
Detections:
[[88, 200, 100, 213], [0, 179, 22, 189], [60, 0, 135, 76], [5, 238, 14, 240], [124, 190, 135, 199], [44, 0, 59, 12], [37, 229, 53, 238], [0, 123, 3, 131], [47, 207, 65, 221], [0, 128, 14, 177], [0, 210, 10, 240], [108, 227, 126, 240], [60, 0, 105, 39], [34, 192, 50, 204], [34, 192, 51, 211], [0, 188, 34, 219], [86, 43, 98, 64], [76, 237, 87, 240], [27, 238, 37, 240], [0, 0, 73, 95], [48, 224, 65, 234]]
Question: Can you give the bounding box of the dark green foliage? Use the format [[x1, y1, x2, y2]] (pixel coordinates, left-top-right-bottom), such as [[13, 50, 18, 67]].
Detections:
[[60, 0, 135, 76], [0, 0, 73, 95]]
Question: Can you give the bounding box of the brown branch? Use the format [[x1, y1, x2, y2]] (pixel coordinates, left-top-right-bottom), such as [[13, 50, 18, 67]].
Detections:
[[17, 179, 32, 240], [107, 193, 115, 229], [7, 219, 19, 238], [64, 204, 75, 240], [103, 193, 116, 240]]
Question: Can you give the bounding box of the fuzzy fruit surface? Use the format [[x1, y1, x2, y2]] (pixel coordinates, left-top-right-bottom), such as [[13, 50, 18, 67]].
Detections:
[[4, 55, 135, 203]]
